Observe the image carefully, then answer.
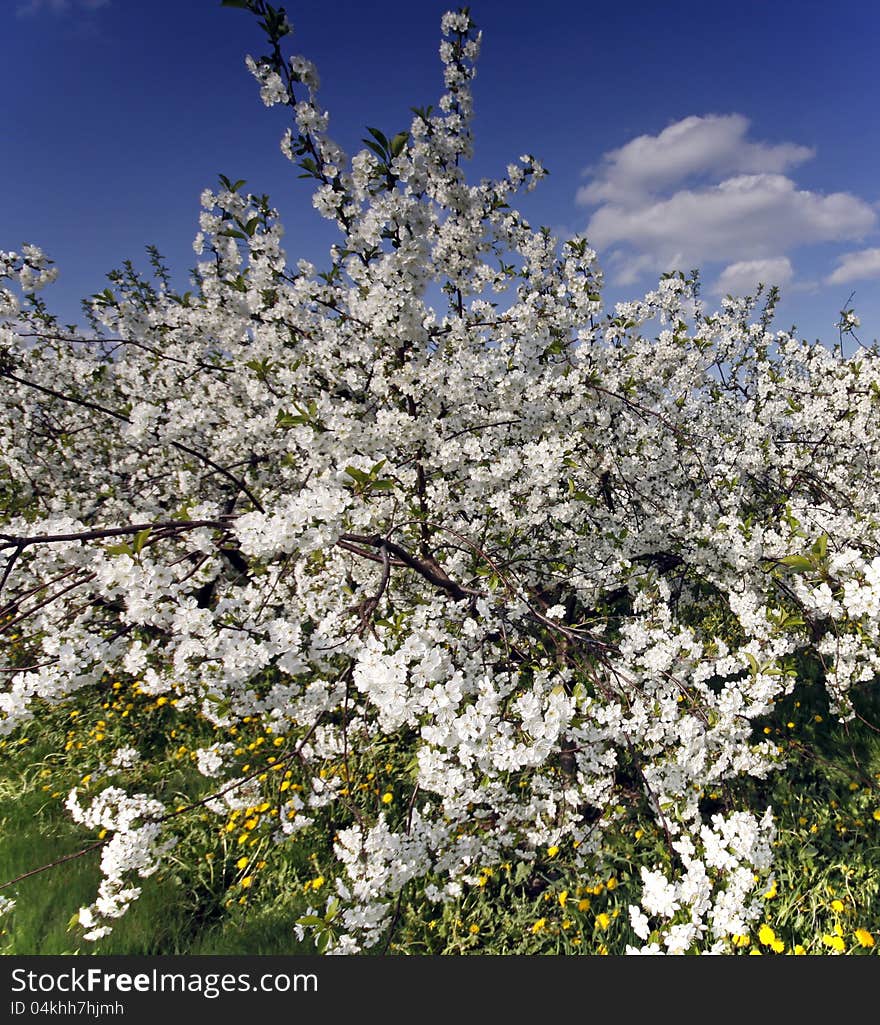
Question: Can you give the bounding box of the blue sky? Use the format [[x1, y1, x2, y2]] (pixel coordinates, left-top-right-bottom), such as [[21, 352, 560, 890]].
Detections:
[[4, 0, 880, 344]]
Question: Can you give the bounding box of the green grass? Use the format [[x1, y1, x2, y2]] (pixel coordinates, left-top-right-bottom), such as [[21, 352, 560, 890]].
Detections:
[[0, 771, 187, 954], [0, 771, 317, 955], [0, 709, 318, 956]]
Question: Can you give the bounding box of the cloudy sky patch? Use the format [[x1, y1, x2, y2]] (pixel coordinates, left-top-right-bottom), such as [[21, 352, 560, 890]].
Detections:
[[577, 114, 814, 208], [577, 114, 877, 293], [711, 257, 793, 297], [826, 248, 880, 286]]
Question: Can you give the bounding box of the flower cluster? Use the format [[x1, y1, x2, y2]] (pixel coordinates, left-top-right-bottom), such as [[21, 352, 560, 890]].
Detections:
[[65, 787, 175, 939]]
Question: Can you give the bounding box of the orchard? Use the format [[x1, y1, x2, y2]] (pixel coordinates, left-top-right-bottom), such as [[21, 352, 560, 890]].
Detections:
[[0, 3, 878, 955]]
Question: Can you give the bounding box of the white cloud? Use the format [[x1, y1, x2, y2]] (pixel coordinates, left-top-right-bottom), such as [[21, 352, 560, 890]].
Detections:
[[577, 114, 813, 208], [826, 248, 880, 286], [587, 173, 874, 273], [711, 257, 793, 296], [576, 114, 877, 288]]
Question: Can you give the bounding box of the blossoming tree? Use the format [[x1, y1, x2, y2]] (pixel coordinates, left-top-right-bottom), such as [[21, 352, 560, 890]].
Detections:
[[2, 2, 879, 953]]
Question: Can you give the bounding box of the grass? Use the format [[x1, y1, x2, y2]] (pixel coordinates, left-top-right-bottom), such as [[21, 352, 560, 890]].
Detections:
[[0, 769, 317, 955], [0, 690, 319, 956]]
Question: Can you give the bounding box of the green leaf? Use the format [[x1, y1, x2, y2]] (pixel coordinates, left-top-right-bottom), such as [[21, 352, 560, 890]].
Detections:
[[106, 542, 133, 557], [390, 131, 409, 158], [133, 528, 152, 554], [344, 466, 370, 485], [296, 915, 325, 928], [779, 555, 813, 572], [220, 0, 252, 8], [276, 411, 308, 428], [365, 126, 390, 150]]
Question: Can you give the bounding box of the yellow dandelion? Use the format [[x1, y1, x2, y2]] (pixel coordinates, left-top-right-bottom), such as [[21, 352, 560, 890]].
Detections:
[[240, 876, 253, 889], [757, 924, 777, 947], [855, 929, 875, 948], [531, 918, 547, 934], [547, 845, 559, 858], [469, 924, 480, 935], [381, 792, 393, 804], [822, 934, 846, 952], [830, 899, 845, 913], [595, 913, 610, 931]]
